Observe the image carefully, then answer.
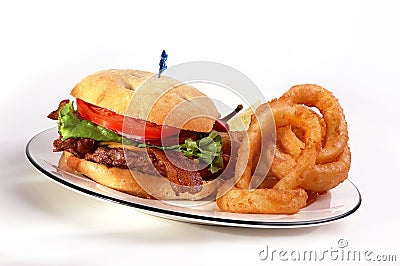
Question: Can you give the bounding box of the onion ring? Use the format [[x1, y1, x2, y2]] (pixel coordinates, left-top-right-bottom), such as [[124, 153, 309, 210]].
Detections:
[[279, 84, 348, 164], [217, 84, 351, 214], [269, 148, 296, 180], [277, 126, 304, 159], [216, 101, 322, 214], [271, 144, 351, 192], [300, 144, 351, 192], [270, 85, 351, 192], [268, 101, 322, 190], [216, 187, 307, 214]]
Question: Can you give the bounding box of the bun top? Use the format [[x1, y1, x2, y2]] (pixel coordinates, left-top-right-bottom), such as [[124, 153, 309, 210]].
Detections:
[[70, 69, 219, 132]]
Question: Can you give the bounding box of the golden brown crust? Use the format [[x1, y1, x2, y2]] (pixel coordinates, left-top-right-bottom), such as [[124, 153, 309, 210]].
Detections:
[[59, 151, 217, 200], [70, 69, 219, 132], [216, 187, 307, 214]]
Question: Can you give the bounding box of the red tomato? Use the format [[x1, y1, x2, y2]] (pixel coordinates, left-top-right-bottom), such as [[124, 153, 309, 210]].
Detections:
[[76, 99, 181, 142]]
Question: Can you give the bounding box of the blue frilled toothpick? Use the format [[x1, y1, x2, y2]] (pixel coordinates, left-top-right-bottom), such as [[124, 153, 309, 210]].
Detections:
[[158, 50, 168, 78]]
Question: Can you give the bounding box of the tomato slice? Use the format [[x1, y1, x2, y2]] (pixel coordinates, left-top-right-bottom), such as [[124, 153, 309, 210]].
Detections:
[[76, 99, 181, 143]]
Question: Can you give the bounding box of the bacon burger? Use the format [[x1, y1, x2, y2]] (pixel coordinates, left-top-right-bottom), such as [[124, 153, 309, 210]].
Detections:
[[49, 69, 241, 200]]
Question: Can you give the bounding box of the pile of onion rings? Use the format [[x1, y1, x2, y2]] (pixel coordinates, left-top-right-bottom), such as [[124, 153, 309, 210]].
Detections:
[[216, 84, 350, 214]]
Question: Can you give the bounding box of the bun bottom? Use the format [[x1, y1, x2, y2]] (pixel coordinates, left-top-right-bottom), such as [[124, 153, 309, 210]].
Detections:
[[58, 151, 218, 200]]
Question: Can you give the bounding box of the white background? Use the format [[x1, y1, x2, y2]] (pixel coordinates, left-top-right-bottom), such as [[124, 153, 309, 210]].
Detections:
[[1, 0, 399, 265]]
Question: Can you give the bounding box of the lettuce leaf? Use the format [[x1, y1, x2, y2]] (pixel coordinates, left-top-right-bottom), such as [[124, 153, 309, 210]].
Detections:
[[179, 131, 224, 174], [58, 101, 137, 145], [57, 101, 224, 173]]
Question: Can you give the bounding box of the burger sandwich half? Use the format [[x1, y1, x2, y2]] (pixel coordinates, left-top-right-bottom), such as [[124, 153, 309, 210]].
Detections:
[[48, 69, 243, 200]]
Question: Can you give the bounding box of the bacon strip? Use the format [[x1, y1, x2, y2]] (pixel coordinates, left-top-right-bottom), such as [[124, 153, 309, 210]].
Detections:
[[47, 99, 70, 120], [150, 149, 204, 195]]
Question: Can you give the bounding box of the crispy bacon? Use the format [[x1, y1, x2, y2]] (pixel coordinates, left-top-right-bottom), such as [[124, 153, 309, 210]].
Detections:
[[47, 99, 70, 120], [53, 137, 95, 158], [151, 149, 204, 195]]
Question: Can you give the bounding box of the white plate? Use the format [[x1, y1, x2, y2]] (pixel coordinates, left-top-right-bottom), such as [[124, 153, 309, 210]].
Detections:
[[26, 128, 361, 228]]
